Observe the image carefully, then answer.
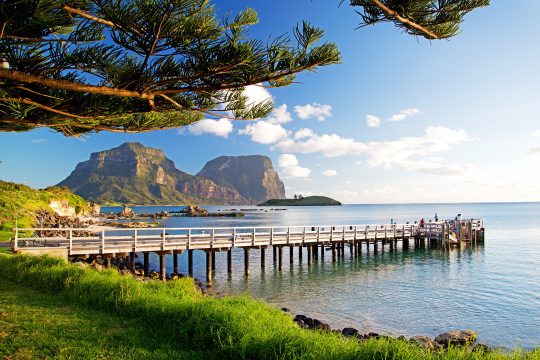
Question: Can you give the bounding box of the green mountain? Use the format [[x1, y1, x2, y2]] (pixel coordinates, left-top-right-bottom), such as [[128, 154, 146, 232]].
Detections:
[[197, 155, 285, 204], [58, 143, 248, 205], [258, 196, 342, 206], [57, 143, 285, 205]]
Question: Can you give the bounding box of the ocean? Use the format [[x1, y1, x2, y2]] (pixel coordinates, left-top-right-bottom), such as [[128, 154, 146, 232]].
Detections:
[[102, 203, 540, 349]]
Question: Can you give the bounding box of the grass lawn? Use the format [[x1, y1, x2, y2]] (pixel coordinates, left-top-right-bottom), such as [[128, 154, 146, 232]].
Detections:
[[0, 253, 538, 360], [0, 277, 214, 359]]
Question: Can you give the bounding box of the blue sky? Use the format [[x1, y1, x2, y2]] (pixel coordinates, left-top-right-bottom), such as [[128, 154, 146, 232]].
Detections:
[[1, 0, 540, 203]]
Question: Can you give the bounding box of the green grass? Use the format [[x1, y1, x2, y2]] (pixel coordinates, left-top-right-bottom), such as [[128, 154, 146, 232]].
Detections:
[[0, 253, 538, 360], [0, 180, 91, 241], [0, 276, 211, 359]]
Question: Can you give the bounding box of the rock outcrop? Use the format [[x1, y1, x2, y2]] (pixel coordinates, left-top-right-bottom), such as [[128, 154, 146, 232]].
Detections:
[[197, 155, 285, 204], [58, 143, 249, 205]]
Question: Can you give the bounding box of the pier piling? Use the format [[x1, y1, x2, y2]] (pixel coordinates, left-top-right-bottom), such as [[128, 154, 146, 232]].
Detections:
[[143, 252, 149, 276], [188, 250, 193, 276], [244, 248, 250, 276], [227, 249, 232, 273], [159, 252, 166, 281], [130, 251, 135, 272]]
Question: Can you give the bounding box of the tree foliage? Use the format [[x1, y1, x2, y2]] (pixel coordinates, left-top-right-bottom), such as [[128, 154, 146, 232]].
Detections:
[[0, 1, 489, 136], [0, 0, 340, 135], [348, 0, 489, 39]]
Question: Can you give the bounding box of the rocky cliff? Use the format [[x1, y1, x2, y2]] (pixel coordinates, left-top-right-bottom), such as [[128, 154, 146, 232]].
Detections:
[[197, 155, 286, 204], [58, 143, 248, 205]]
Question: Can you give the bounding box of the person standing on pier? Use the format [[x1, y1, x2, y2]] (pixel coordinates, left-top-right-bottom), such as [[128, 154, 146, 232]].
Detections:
[[420, 218, 425, 227], [434, 213, 438, 222]]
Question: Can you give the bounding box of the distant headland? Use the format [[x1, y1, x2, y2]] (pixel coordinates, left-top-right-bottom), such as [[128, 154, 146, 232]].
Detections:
[[258, 195, 341, 206]]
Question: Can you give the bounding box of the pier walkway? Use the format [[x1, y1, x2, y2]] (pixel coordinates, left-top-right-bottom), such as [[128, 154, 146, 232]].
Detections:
[[13, 219, 484, 282]]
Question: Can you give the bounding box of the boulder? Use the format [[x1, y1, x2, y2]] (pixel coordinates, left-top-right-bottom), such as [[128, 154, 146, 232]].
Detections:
[[473, 343, 493, 353], [435, 330, 477, 346], [410, 335, 442, 351], [342, 328, 359, 337], [118, 206, 135, 218]]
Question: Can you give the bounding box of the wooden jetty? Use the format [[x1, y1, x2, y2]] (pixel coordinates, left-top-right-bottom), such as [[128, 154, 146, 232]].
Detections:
[[13, 219, 484, 283]]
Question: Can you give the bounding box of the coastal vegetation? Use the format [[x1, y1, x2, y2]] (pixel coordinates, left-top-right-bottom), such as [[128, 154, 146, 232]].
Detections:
[[0, 180, 91, 241], [1, 252, 536, 360], [259, 196, 342, 206]]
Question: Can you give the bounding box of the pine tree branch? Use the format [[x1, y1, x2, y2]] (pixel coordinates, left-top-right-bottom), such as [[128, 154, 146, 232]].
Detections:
[[61, 5, 116, 29], [369, 0, 439, 39], [0, 97, 94, 119], [0, 69, 154, 100]]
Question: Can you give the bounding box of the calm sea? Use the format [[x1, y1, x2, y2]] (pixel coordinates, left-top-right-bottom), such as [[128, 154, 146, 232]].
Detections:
[[102, 203, 540, 349]]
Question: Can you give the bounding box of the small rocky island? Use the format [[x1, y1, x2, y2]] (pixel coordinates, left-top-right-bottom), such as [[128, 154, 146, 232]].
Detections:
[[258, 195, 341, 206]]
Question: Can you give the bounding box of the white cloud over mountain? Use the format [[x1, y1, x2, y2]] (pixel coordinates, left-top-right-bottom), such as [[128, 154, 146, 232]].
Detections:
[[266, 104, 292, 124], [388, 108, 421, 122], [238, 121, 289, 144], [187, 118, 233, 138], [294, 103, 332, 121], [322, 169, 337, 177], [278, 154, 311, 178], [366, 114, 381, 128], [275, 126, 473, 175]]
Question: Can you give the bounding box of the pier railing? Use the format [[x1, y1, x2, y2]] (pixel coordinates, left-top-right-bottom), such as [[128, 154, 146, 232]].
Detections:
[[13, 220, 484, 256]]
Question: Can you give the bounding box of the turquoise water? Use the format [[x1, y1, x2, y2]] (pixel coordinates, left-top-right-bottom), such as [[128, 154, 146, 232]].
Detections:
[[103, 203, 540, 349]]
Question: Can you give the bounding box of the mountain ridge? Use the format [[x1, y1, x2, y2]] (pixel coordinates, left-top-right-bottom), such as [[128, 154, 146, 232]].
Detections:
[[57, 143, 285, 205]]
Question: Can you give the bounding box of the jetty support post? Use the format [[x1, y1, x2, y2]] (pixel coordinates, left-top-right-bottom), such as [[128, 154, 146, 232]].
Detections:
[[289, 246, 294, 265], [331, 243, 336, 262], [143, 252, 149, 276], [261, 247, 266, 268], [373, 240, 378, 254], [299, 245, 303, 261], [105, 256, 111, 269], [188, 250, 194, 276], [130, 251, 135, 272], [320, 243, 324, 259], [205, 250, 212, 284], [273, 245, 277, 263], [227, 249, 232, 273], [159, 252, 166, 281], [278, 246, 283, 271], [244, 248, 250, 276], [173, 251, 179, 274], [211, 250, 216, 270], [307, 245, 312, 266]]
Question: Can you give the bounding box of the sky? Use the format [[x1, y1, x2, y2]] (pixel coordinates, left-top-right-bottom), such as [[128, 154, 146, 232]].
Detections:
[[1, 0, 540, 204]]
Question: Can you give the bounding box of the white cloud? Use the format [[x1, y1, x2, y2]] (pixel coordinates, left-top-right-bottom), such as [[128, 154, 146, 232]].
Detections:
[[275, 126, 473, 175], [275, 133, 366, 157], [531, 130, 540, 137], [294, 103, 332, 121], [187, 118, 233, 138], [238, 121, 289, 144], [362, 126, 472, 174], [278, 154, 311, 178], [294, 128, 315, 140], [266, 104, 292, 124], [243, 84, 273, 106], [388, 108, 421, 122], [527, 147, 540, 156], [31, 138, 46, 144], [366, 114, 381, 128], [322, 169, 338, 177]]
